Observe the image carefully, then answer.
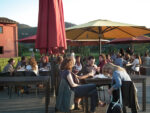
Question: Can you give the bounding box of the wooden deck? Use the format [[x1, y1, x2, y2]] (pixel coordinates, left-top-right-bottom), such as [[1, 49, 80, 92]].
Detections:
[[0, 75, 150, 113]]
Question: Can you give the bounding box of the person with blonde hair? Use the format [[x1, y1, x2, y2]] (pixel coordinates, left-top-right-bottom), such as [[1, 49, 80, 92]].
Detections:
[[26, 57, 39, 76], [102, 63, 131, 95]]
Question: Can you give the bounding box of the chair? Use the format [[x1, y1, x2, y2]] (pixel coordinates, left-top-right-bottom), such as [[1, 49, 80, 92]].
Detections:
[[97, 86, 106, 101], [38, 71, 51, 96], [0, 72, 11, 91], [121, 81, 139, 113], [0, 72, 13, 97]]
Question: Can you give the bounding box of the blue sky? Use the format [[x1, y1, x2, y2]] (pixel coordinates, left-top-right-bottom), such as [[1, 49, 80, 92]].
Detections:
[[0, 0, 39, 27], [1, 0, 150, 28]]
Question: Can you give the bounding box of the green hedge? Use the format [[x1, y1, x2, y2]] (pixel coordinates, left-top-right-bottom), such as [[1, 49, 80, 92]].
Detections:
[[0, 57, 21, 72]]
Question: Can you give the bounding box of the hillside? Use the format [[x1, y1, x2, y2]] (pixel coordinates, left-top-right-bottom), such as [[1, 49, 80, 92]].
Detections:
[[18, 22, 76, 39], [18, 24, 31, 28]]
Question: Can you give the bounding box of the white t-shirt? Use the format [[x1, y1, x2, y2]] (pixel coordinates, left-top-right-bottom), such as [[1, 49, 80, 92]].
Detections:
[[71, 52, 75, 57], [131, 59, 140, 72], [74, 63, 82, 72]]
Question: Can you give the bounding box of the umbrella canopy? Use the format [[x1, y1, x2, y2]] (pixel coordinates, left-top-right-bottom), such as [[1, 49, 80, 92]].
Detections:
[[18, 35, 36, 43], [35, 0, 67, 55], [18, 35, 109, 46], [67, 39, 109, 46], [66, 19, 150, 40], [66, 19, 150, 53], [109, 36, 150, 44]]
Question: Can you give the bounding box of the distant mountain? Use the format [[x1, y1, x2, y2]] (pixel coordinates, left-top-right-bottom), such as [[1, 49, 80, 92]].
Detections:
[[18, 22, 76, 39], [18, 24, 31, 29], [65, 22, 76, 28]]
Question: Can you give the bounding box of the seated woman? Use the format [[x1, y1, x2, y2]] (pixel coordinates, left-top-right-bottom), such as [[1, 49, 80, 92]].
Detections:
[[103, 63, 140, 113], [3, 58, 15, 75], [102, 63, 131, 96], [131, 54, 142, 73], [74, 56, 82, 74], [39, 56, 51, 71], [98, 54, 107, 73], [106, 54, 112, 63], [26, 57, 39, 76], [60, 57, 105, 113]]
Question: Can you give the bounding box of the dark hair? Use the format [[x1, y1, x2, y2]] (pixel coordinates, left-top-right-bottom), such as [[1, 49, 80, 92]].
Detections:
[[8, 58, 14, 63], [88, 56, 95, 60], [75, 56, 80, 59], [145, 52, 149, 57], [21, 56, 26, 61], [56, 56, 63, 64], [106, 54, 110, 58]]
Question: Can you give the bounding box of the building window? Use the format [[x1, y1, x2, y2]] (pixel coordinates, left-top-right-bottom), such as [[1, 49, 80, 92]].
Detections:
[[0, 46, 4, 54], [0, 26, 3, 33]]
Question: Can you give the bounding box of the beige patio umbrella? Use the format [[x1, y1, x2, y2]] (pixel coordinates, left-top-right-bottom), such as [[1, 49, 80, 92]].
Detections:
[[66, 19, 150, 53]]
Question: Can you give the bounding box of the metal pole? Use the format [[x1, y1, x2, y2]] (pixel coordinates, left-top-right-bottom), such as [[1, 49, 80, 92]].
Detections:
[[100, 38, 102, 54], [99, 35, 100, 55], [98, 27, 102, 55]]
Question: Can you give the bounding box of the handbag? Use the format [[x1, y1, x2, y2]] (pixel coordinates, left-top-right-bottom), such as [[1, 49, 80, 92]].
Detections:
[[106, 88, 123, 113]]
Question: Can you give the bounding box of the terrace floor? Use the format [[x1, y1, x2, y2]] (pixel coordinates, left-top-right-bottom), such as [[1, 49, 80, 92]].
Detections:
[[0, 75, 150, 113]]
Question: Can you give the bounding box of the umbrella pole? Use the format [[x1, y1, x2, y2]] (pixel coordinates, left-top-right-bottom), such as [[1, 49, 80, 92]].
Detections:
[[131, 43, 134, 50], [100, 38, 102, 54], [99, 36, 101, 55], [98, 27, 102, 55]]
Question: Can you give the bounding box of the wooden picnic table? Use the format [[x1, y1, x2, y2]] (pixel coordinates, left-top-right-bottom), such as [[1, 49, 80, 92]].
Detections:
[[0, 71, 51, 113], [85, 76, 146, 112]]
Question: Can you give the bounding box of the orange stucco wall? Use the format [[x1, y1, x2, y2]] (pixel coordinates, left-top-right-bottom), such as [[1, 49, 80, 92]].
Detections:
[[0, 23, 18, 58]]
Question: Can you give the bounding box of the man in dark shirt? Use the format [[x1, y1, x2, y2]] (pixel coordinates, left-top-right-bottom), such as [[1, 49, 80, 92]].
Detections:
[[73, 56, 102, 110], [16, 56, 27, 70], [77, 56, 100, 80]]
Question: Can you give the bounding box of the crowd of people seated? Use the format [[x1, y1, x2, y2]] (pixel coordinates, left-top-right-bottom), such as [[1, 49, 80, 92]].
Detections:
[[1, 56, 52, 76], [1, 47, 149, 113], [1, 56, 52, 94], [54, 52, 140, 113]]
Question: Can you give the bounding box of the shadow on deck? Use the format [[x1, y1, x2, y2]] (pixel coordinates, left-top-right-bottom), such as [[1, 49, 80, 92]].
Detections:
[[0, 75, 150, 113]]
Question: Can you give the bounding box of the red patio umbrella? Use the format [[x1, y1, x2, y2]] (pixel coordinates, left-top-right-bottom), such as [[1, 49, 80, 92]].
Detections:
[[35, 0, 67, 55], [108, 36, 150, 44], [18, 35, 36, 43]]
